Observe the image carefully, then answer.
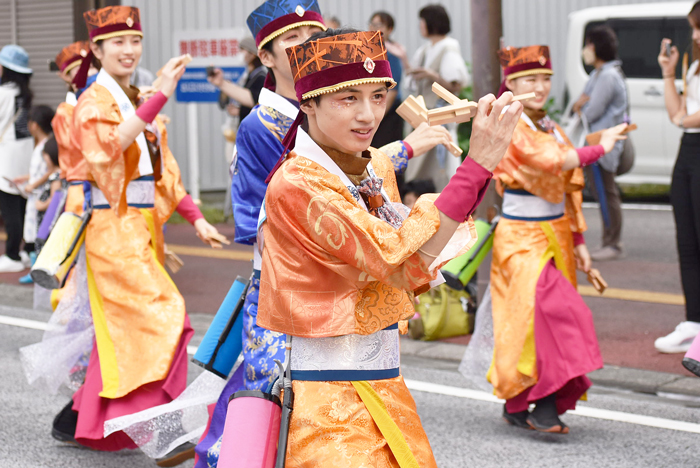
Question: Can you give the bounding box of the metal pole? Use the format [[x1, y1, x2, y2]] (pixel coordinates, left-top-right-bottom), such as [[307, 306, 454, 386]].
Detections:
[[187, 103, 201, 202], [470, 0, 504, 222], [10, 0, 17, 44]]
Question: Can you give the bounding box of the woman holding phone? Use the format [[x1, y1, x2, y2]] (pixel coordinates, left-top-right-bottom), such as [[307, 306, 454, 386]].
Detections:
[[655, 1, 700, 354]]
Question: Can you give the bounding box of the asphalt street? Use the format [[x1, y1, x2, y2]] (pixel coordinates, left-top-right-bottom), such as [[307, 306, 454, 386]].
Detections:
[[2, 303, 700, 468]]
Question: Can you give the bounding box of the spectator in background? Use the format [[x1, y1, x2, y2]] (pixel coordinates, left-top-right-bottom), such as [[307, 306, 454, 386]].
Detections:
[[130, 65, 155, 88], [369, 11, 404, 147], [572, 25, 629, 261], [0, 45, 34, 273], [398, 4, 470, 190], [34, 135, 61, 228], [402, 179, 435, 209], [14, 105, 55, 283], [325, 16, 341, 29], [654, 1, 700, 353], [208, 37, 267, 122]]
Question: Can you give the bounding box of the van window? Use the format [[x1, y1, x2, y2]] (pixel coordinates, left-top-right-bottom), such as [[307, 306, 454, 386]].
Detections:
[[584, 18, 690, 79]]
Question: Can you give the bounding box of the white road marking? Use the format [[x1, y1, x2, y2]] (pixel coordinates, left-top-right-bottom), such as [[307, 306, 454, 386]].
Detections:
[[404, 379, 700, 434], [0, 312, 200, 355], [4, 313, 699, 434], [0, 314, 48, 331], [582, 202, 671, 211]]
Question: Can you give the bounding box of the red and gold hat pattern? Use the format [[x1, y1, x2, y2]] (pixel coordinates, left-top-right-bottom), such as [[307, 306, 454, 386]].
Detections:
[[498, 45, 553, 80], [55, 41, 90, 74], [287, 30, 396, 101], [83, 5, 143, 43]]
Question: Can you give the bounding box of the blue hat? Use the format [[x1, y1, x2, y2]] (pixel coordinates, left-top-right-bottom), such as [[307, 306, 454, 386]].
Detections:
[[0, 45, 32, 74], [247, 0, 325, 50]]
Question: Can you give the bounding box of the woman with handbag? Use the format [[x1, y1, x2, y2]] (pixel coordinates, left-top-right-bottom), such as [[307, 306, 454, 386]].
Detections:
[[491, 45, 626, 433], [0, 44, 34, 272], [572, 25, 630, 261], [655, 1, 700, 354]]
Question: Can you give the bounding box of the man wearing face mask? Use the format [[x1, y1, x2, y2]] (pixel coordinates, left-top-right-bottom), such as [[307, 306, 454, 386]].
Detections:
[[572, 26, 629, 261]]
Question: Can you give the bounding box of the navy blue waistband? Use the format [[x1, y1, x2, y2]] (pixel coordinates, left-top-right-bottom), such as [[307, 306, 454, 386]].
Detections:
[[68, 180, 85, 186], [501, 213, 563, 222], [291, 367, 400, 382], [504, 188, 533, 196], [93, 203, 155, 210]]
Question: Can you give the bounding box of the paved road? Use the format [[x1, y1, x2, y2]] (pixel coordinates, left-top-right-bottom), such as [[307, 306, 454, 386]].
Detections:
[[2, 305, 699, 468], [0, 205, 692, 376]]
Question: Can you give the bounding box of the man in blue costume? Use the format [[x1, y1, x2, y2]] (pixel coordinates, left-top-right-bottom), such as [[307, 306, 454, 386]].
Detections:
[[194, 2, 454, 466]]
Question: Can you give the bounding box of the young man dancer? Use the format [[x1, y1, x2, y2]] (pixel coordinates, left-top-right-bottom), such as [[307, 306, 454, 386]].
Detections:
[[254, 28, 521, 466], [194, 2, 453, 466]]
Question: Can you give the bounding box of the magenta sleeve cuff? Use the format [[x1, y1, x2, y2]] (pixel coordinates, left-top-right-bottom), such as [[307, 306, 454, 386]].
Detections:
[[136, 91, 168, 124], [572, 232, 585, 247], [576, 145, 605, 167], [402, 140, 414, 160], [434, 157, 493, 222], [176, 194, 205, 225]]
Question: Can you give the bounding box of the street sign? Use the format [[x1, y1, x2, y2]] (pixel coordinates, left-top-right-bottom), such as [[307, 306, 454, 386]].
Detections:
[[172, 28, 249, 103], [176, 67, 245, 103]]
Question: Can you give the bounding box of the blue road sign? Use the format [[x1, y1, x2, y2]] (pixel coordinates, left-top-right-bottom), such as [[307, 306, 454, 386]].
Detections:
[[175, 67, 246, 103]]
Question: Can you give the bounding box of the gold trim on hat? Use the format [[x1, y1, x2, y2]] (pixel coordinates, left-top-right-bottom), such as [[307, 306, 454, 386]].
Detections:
[[301, 77, 396, 101], [62, 60, 82, 74], [91, 29, 144, 43], [506, 68, 553, 81], [257, 21, 326, 50]]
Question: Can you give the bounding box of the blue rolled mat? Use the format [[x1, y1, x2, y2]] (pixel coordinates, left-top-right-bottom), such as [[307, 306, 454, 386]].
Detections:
[[193, 275, 249, 378]]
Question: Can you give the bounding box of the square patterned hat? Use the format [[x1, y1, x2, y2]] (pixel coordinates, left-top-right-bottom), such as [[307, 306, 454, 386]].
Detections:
[[54, 41, 91, 74], [497, 45, 553, 96], [247, 0, 326, 50], [73, 6, 142, 88], [265, 30, 395, 183]]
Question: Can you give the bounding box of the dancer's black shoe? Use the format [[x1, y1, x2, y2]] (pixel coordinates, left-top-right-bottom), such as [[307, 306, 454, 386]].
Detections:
[[156, 442, 196, 467], [502, 404, 531, 429], [51, 400, 79, 444], [526, 394, 569, 434]]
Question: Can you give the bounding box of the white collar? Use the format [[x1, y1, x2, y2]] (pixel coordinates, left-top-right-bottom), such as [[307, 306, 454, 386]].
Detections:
[[258, 87, 298, 120], [65, 91, 77, 106], [294, 129, 392, 212], [520, 112, 564, 144]]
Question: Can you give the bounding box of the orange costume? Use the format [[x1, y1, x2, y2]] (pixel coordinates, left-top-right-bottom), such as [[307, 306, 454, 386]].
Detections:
[[256, 31, 486, 467], [488, 46, 603, 417], [52, 40, 92, 215], [66, 6, 193, 451]]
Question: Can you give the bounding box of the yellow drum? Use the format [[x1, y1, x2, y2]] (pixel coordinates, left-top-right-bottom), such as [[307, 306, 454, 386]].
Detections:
[[31, 212, 88, 290]]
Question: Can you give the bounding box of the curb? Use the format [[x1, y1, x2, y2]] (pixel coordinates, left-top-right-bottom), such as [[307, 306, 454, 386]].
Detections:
[[399, 336, 700, 399]]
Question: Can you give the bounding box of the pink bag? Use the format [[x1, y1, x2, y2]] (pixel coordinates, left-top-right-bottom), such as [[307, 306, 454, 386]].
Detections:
[[217, 390, 282, 468]]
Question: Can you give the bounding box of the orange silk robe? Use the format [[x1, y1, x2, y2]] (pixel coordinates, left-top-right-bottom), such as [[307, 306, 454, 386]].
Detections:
[[489, 119, 587, 400], [72, 83, 187, 399], [259, 145, 476, 467], [53, 101, 88, 214]]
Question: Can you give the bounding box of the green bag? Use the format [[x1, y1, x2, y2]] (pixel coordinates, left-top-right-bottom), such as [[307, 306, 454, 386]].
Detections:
[[408, 284, 475, 341]]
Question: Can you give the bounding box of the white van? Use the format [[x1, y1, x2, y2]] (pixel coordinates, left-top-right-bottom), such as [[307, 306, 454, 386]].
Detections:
[[565, 2, 693, 185]]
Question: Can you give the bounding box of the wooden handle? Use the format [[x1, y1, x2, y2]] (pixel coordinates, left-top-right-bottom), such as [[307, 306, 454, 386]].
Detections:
[[431, 82, 461, 105], [585, 123, 638, 146], [490, 92, 537, 107]]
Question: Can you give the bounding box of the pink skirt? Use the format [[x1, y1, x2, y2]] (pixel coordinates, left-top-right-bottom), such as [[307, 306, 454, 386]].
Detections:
[[72, 315, 193, 451], [506, 262, 603, 414]]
